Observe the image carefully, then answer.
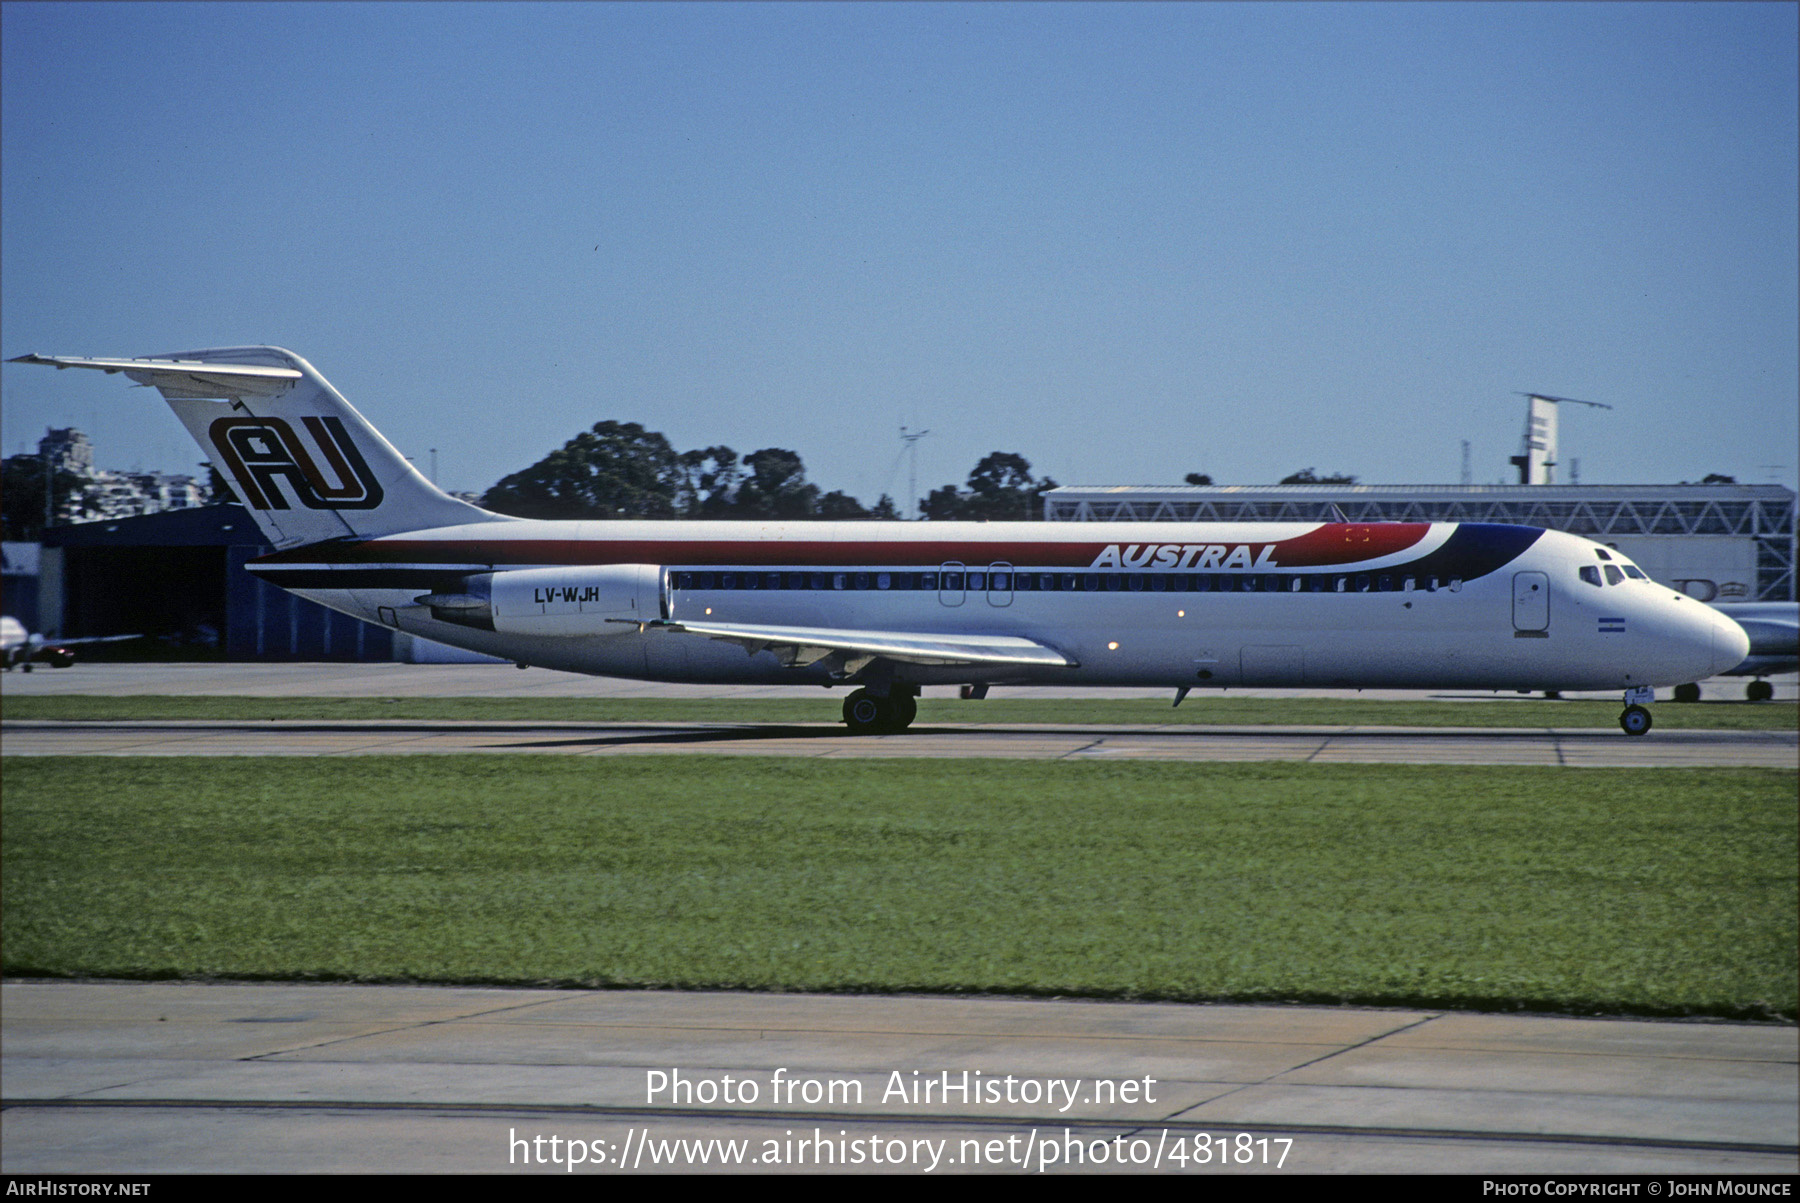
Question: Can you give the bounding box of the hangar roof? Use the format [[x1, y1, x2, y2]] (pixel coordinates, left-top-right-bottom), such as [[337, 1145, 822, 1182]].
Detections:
[[39, 504, 268, 549]]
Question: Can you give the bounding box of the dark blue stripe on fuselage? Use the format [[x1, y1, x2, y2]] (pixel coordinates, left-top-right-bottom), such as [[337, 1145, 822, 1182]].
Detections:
[[1398, 524, 1543, 583]]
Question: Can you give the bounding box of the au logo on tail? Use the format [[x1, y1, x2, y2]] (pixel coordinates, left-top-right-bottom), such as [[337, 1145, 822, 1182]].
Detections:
[[209, 416, 384, 510]]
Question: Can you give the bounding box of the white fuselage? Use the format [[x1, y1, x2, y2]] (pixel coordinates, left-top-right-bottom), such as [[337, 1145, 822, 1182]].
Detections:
[[255, 519, 1747, 693]]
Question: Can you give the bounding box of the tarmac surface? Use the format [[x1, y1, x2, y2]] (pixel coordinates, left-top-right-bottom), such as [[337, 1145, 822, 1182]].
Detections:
[[3, 663, 1796, 1175], [5, 661, 1795, 768], [3, 981, 1795, 1175], [4, 717, 1794, 767], [5, 658, 1797, 703]]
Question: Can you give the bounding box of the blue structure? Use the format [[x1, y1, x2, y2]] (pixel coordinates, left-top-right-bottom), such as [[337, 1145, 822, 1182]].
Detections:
[[37, 505, 392, 660], [3, 542, 40, 631]]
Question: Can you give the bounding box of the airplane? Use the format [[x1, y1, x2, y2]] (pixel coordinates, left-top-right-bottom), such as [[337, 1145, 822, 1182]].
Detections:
[[1, 615, 137, 671], [1671, 602, 1797, 702], [8, 348, 1751, 736]]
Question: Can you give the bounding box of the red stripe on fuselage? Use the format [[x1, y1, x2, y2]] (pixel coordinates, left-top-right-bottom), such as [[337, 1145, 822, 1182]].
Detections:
[[251, 523, 1433, 571], [257, 538, 1106, 568], [1262, 523, 1430, 567]]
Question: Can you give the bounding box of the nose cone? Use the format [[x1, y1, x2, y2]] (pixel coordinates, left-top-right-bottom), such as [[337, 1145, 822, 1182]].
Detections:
[[1710, 611, 1752, 677]]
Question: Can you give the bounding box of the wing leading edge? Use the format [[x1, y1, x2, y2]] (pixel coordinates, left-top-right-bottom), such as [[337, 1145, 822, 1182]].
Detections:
[[651, 619, 1077, 671]]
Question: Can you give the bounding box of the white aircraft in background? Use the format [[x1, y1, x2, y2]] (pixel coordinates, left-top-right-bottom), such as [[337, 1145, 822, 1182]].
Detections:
[[1676, 602, 1796, 702], [9, 348, 1750, 735], [1, 615, 137, 671]]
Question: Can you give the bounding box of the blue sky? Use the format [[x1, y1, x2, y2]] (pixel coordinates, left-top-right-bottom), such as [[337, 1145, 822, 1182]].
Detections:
[[4, 1, 1795, 505]]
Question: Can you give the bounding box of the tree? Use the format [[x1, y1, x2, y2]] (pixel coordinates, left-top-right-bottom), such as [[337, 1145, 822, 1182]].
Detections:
[[674, 446, 741, 517], [817, 490, 870, 519], [1279, 467, 1357, 485], [732, 448, 820, 519], [483, 420, 680, 519], [1184, 472, 1214, 486], [1, 455, 99, 540], [482, 423, 893, 521], [922, 452, 1058, 521], [1700, 473, 1737, 485], [919, 483, 968, 522]]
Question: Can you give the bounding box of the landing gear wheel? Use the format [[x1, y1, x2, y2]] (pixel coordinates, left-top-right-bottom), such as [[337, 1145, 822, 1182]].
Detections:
[[1746, 679, 1774, 702], [891, 693, 917, 731], [842, 689, 895, 735], [1619, 705, 1652, 736], [1673, 682, 1701, 704]]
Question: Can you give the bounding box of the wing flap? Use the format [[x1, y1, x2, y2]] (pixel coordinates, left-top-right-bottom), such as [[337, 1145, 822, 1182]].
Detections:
[[8, 354, 301, 399], [652, 619, 1076, 669]]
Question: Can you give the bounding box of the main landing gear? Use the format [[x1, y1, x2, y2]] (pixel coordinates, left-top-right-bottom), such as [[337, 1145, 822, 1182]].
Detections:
[[842, 686, 919, 735]]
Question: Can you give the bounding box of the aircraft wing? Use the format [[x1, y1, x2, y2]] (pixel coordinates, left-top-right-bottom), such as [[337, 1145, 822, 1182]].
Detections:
[[7, 354, 301, 399], [650, 619, 1076, 670]]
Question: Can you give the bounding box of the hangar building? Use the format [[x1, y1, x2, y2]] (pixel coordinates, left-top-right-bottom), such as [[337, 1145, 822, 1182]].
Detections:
[[1043, 483, 1797, 603], [35, 505, 393, 660]]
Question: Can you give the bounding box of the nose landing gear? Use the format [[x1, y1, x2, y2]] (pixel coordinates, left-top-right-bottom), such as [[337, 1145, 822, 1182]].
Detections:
[[1619, 685, 1656, 736]]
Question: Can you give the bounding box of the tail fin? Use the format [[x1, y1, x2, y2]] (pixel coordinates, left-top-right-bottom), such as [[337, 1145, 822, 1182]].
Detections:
[[9, 348, 497, 548]]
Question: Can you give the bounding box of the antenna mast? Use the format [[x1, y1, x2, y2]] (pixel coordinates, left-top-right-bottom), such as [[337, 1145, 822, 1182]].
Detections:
[[900, 425, 930, 519]]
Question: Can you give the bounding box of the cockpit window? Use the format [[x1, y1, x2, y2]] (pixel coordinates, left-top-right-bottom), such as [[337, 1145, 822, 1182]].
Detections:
[[1579, 566, 1602, 587], [1595, 548, 1612, 561], [1622, 565, 1647, 580], [1604, 565, 1624, 586]]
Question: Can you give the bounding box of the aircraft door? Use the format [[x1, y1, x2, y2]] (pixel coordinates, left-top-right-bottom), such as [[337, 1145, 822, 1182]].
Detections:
[[987, 561, 1014, 607], [938, 561, 966, 607], [1512, 572, 1549, 632]]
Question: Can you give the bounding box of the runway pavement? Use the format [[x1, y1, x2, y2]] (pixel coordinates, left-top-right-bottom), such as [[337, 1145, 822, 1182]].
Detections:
[[2, 659, 1796, 701], [4, 717, 1795, 766], [5, 662, 1795, 766], [2, 980, 1795, 1175]]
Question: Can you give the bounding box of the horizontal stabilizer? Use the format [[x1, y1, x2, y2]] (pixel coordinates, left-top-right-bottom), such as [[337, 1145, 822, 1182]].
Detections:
[[651, 619, 1076, 669], [8, 354, 301, 399]]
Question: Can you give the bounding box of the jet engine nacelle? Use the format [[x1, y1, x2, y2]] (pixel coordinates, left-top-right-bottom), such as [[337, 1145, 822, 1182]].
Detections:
[[425, 564, 666, 636]]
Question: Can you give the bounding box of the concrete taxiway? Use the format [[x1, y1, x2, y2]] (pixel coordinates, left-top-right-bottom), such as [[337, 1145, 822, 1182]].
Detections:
[[4, 717, 1794, 767], [4, 662, 1794, 766], [3, 659, 1795, 702], [3, 981, 1795, 1175]]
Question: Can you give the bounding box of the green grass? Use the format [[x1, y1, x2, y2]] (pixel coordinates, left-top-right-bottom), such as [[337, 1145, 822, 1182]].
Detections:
[[4, 757, 1793, 1020], [5, 693, 1795, 729]]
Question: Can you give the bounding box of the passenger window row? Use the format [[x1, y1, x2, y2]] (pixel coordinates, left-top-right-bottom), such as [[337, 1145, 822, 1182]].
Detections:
[[671, 570, 1463, 594]]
